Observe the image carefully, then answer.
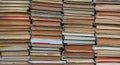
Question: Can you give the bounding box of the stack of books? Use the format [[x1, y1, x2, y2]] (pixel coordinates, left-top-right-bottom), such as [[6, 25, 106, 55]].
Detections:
[[95, 0, 120, 65], [30, 0, 65, 65], [62, 0, 95, 65], [63, 44, 95, 65], [0, 0, 30, 65]]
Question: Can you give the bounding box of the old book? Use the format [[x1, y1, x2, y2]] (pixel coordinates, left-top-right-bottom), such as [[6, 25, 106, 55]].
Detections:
[[64, 35, 95, 40], [62, 32, 94, 37], [32, 30, 62, 36], [0, 35, 30, 39], [64, 40, 95, 44], [32, 16, 61, 22], [96, 4, 120, 11], [0, 25, 29, 29], [65, 44, 93, 52], [30, 56, 61, 60], [64, 0, 93, 3], [0, 20, 30, 25], [32, 26, 62, 31], [30, 2, 62, 8], [0, 0, 29, 4], [0, 13, 29, 17], [32, 20, 61, 26], [96, 63, 120, 65], [96, 56, 120, 62], [31, 43, 62, 47], [32, 0, 63, 4], [0, 43, 29, 47], [0, 39, 29, 43], [97, 38, 120, 46], [31, 38, 62, 44], [95, 0, 120, 3], [64, 52, 94, 56], [0, 3, 29, 7], [29, 61, 66, 65], [64, 27, 95, 33], [32, 35, 62, 40], [1, 51, 29, 56], [96, 24, 120, 30], [65, 63, 94, 65]]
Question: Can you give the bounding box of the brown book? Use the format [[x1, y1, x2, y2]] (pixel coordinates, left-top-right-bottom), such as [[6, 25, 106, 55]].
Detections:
[[0, 1, 29, 4], [64, 0, 93, 3], [32, 0, 62, 4], [0, 12, 29, 17], [96, 4, 120, 11], [95, 19, 120, 25], [0, 29, 29, 31], [96, 29, 120, 35], [32, 26, 62, 31], [64, 24, 93, 27], [0, 9, 27, 13], [96, 56, 120, 62], [63, 19, 93, 25], [64, 15, 94, 20], [0, 20, 30, 25], [97, 11, 120, 16], [0, 34, 30, 39], [0, 25, 29, 29], [32, 30, 62, 36], [65, 44, 93, 52], [33, 20, 60, 26], [32, 16, 61, 21], [0, 39, 29, 43], [97, 38, 120, 46], [1, 51, 28, 56], [30, 2, 62, 8], [0, 16, 29, 20], [30, 55, 60, 60], [31, 6, 62, 11], [0, 3, 29, 7], [64, 51, 94, 56], [0, 43, 29, 47], [64, 4, 94, 9], [32, 35, 62, 40], [96, 24, 120, 30], [0, 31, 29, 35]]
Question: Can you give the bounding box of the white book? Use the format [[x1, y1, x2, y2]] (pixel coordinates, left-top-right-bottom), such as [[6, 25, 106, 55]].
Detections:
[[93, 46, 120, 51], [96, 63, 120, 65], [62, 32, 94, 37], [64, 40, 95, 44], [64, 35, 95, 40], [31, 38, 62, 44], [29, 60, 66, 63], [97, 34, 120, 38]]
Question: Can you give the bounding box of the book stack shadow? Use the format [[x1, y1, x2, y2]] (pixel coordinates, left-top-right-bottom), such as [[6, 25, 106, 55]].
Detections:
[[62, 0, 95, 65], [29, 0, 66, 65], [94, 0, 120, 65], [0, 0, 30, 65]]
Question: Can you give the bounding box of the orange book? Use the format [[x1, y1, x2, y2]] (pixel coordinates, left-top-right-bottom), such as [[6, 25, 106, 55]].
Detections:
[[97, 56, 120, 62]]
